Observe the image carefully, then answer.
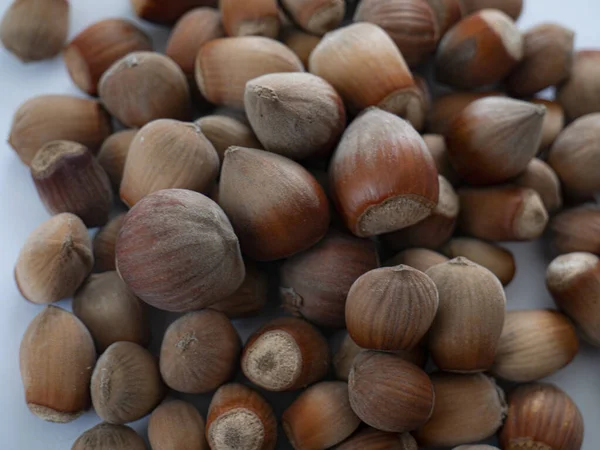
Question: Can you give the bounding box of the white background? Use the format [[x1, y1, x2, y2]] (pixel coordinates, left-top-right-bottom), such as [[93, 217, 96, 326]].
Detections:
[[1, 1, 600, 449]]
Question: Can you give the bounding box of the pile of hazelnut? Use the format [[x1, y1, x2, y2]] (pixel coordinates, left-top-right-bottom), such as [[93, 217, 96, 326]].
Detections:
[[3, 0, 599, 448]]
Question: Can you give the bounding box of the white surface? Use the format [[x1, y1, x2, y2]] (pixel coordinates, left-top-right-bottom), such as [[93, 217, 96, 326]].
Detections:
[[1, 1, 600, 449]]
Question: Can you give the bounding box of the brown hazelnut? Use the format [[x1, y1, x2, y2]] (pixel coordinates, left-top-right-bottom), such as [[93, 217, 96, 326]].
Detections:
[[130, 0, 218, 25], [149, 400, 207, 450], [426, 258, 506, 372], [491, 309, 579, 382], [500, 383, 584, 450], [73, 272, 150, 353], [93, 213, 126, 273], [458, 186, 549, 241], [283, 381, 360, 449], [329, 108, 439, 237], [241, 317, 330, 391], [72, 423, 146, 450], [422, 134, 460, 186], [211, 261, 268, 319], [384, 248, 449, 272], [0, 0, 68, 62], [15, 213, 93, 305], [435, 9, 523, 89], [459, 0, 523, 20], [557, 50, 600, 120], [20, 306, 96, 423], [91, 341, 164, 424], [336, 428, 418, 450], [97, 130, 137, 188], [8, 95, 112, 166], [348, 351, 434, 432], [220, 0, 280, 38], [280, 230, 379, 328], [196, 115, 262, 162], [159, 310, 240, 394], [30, 141, 113, 227], [281, 0, 345, 35], [514, 158, 563, 214], [195, 36, 303, 109], [551, 206, 600, 255], [64, 19, 152, 95], [532, 99, 565, 151], [281, 27, 321, 67], [206, 383, 277, 450], [99, 52, 191, 127], [116, 189, 245, 312], [219, 147, 330, 261]]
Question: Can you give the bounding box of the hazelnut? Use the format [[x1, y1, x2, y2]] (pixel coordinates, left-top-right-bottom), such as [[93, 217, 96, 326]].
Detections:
[[93, 213, 126, 273], [547, 252, 600, 347], [384, 248, 449, 273], [241, 317, 330, 391], [459, 0, 523, 20], [195, 36, 303, 109], [283, 381, 360, 449], [72, 423, 146, 450], [0, 0, 68, 62], [244, 72, 346, 161], [425, 0, 463, 35], [557, 50, 600, 120], [436, 9, 523, 89], [280, 230, 379, 328], [281, 0, 345, 35], [159, 310, 240, 394], [148, 400, 208, 450], [196, 115, 262, 162], [8, 95, 112, 166], [91, 341, 164, 424], [220, 0, 280, 38], [20, 306, 96, 423], [211, 261, 268, 319], [281, 27, 322, 67], [346, 266, 439, 351], [551, 206, 600, 255], [97, 130, 137, 188], [219, 147, 330, 261], [426, 258, 506, 372], [64, 19, 152, 95], [15, 213, 93, 305], [336, 428, 418, 450], [532, 99, 565, 151], [206, 383, 277, 450], [348, 351, 434, 432], [513, 158, 563, 214], [423, 134, 460, 186], [99, 52, 191, 128], [130, 0, 219, 25], [73, 272, 150, 353], [116, 189, 245, 312], [329, 108, 439, 237], [30, 141, 113, 227], [500, 383, 584, 450], [491, 309, 579, 382], [458, 186, 549, 241]]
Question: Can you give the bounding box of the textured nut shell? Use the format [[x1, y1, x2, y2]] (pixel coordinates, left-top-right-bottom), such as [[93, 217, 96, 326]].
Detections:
[[120, 120, 219, 207], [242, 317, 330, 391], [500, 383, 584, 450], [558, 50, 600, 120], [348, 351, 434, 432], [20, 306, 96, 423], [458, 186, 549, 241], [220, 0, 280, 38], [93, 213, 126, 272], [166, 8, 224, 76], [329, 108, 439, 237], [442, 238, 516, 286], [8, 95, 112, 166], [91, 341, 164, 424], [506, 23, 575, 97], [426, 258, 506, 372], [548, 113, 600, 202], [354, 0, 439, 67], [514, 158, 563, 214], [97, 130, 137, 188], [282, 0, 345, 35], [15, 213, 93, 304], [346, 266, 439, 351], [148, 400, 208, 450], [160, 310, 240, 394], [447, 97, 545, 185], [64, 19, 152, 95], [532, 99, 565, 151], [547, 252, 600, 346], [31, 141, 113, 227], [491, 309, 579, 382], [116, 189, 245, 312], [211, 261, 268, 318], [336, 428, 418, 450], [131, 0, 218, 24], [460, 0, 522, 19], [283, 382, 360, 449], [552, 206, 600, 255], [414, 373, 506, 447], [206, 383, 277, 450], [435, 9, 523, 89], [425, 0, 463, 35], [0, 0, 68, 62], [99, 52, 191, 127], [196, 115, 262, 162], [219, 147, 330, 261], [385, 248, 449, 272], [423, 134, 460, 186], [195, 36, 303, 109], [245, 72, 346, 160], [73, 272, 150, 352], [309, 23, 415, 115], [280, 230, 379, 328], [72, 423, 146, 450]]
